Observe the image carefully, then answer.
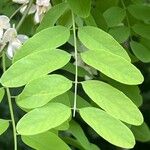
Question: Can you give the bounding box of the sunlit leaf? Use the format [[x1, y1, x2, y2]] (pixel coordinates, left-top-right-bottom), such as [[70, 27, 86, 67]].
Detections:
[[17, 103, 71, 135], [1, 49, 71, 87], [16, 75, 72, 109], [13, 26, 70, 62], [80, 107, 135, 148], [82, 80, 143, 125], [78, 26, 130, 61], [81, 50, 143, 85]]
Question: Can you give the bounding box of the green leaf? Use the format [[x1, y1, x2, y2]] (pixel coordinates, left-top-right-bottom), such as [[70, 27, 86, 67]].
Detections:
[[132, 24, 150, 40], [79, 107, 135, 148], [67, 0, 91, 18], [131, 122, 150, 142], [82, 80, 143, 125], [16, 75, 72, 109], [68, 120, 91, 150], [103, 7, 126, 27], [16, 103, 71, 135], [0, 88, 5, 103], [13, 26, 70, 62], [22, 131, 70, 150], [78, 26, 130, 61], [109, 26, 130, 43], [101, 75, 143, 107], [81, 50, 143, 85], [37, 2, 69, 32], [0, 119, 9, 135], [1, 49, 71, 87], [128, 4, 150, 21], [130, 41, 150, 63]]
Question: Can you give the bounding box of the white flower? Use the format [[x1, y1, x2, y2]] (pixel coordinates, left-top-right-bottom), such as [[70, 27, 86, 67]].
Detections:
[[0, 15, 10, 41], [20, 4, 36, 15], [13, 0, 51, 24], [34, 0, 51, 23], [12, 0, 29, 4], [3, 28, 28, 59], [36, 0, 50, 7]]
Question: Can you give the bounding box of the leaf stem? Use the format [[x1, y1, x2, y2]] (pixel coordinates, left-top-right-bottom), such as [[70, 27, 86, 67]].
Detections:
[[10, 4, 26, 20], [72, 11, 78, 117], [2, 52, 17, 150], [120, 0, 132, 41], [16, 0, 33, 31]]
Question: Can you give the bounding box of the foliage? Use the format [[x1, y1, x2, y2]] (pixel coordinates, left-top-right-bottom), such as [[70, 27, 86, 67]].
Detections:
[[0, 0, 150, 150]]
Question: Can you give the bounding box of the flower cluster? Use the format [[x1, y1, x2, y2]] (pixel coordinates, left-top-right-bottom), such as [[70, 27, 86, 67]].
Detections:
[[13, 0, 51, 24], [0, 15, 28, 59]]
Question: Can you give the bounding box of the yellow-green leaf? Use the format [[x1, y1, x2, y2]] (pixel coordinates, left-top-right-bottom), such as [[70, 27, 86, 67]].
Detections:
[[81, 50, 143, 85], [82, 80, 143, 125], [16, 75, 72, 109], [80, 107, 135, 148], [13, 26, 70, 62], [78, 26, 130, 61], [17, 103, 71, 135], [1, 49, 71, 87]]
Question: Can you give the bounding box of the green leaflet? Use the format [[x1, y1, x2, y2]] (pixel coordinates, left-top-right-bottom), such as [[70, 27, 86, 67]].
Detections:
[[16, 75, 72, 109], [132, 24, 150, 40], [79, 107, 135, 148], [22, 131, 70, 150], [67, 0, 91, 18], [101, 75, 143, 107], [103, 7, 126, 27], [82, 80, 143, 125], [127, 4, 150, 21], [1, 49, 71, 87], [108, 26, 130, 43], [37, 2, 69, 32], [0, 88, 5, 103], [78, 26, 130, 61], [0, 119, 9, 135], [16, 103, 71, 135], [68, 120, 91, 150], [13, 26, 70, 62], [130, 41, 150, 63], [81, 50, 143, 85], [131, 122, 150, 142]]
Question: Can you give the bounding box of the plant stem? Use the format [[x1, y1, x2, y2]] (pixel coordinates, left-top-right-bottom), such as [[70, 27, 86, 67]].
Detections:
[[2, 52, 17, 150], [72, 11, 78, 117], [10, 4, 26, 20], [120, 0, 132, 41], [16, 0, 33, 31]]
